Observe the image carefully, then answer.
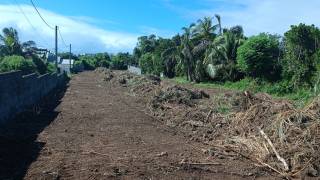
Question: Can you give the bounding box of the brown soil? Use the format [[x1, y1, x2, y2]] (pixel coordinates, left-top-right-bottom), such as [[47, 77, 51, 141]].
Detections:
[[0, 71, 273, 180]]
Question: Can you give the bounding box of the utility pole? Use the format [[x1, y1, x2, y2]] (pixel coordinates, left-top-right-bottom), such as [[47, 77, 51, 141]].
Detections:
[[55, 25, 58, 69], [69, 44, 72, 70]]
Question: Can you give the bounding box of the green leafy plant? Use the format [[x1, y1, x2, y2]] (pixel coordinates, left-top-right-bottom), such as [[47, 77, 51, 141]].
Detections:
[[282, 24, 320, 89], [0, 55, 36, 73], [237, 33, 281, 81]]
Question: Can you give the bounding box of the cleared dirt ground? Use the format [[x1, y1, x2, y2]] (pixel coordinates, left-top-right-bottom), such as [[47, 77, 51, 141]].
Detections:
[[0, 71, 277, 179]]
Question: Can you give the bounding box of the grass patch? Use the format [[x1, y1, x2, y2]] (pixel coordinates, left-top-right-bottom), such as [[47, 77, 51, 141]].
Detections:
[[172, 77, 315, 107]]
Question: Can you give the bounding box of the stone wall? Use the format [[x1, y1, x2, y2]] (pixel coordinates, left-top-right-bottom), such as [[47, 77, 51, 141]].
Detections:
[[0, 71, 66, 123]]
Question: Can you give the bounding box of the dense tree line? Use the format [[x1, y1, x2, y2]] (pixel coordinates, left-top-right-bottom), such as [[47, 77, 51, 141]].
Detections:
[[73, 52, 133, 71], [131, 16, 320, 94], [0, 27, 56, 74], [0, 27, 135, 74]]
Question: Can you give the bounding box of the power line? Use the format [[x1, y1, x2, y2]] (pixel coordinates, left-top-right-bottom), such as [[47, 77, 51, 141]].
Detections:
[[58, 29, 69, 48], [12, 0, 52, 48], [29, 0, 70, 50], [30, 0, 55, 30]]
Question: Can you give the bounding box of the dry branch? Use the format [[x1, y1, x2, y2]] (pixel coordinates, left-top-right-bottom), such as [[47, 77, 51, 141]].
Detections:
[[258, 128, 289, 172]]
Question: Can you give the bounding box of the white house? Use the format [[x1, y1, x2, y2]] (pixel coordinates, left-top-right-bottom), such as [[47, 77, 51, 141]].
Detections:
[[58, 59, 74, 73]]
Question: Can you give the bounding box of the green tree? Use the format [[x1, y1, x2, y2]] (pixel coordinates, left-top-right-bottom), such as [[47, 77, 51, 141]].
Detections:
[[204, 27, 245, 81], [195, 17, 217, 41], [79, 55, 95, 70], [181, 23, 196, 81], [215, 14, 222, 35], [110, 53, 131, 70], [0, 27, 22, 56], [139, 53, 154, 74], [237, 33, 281, 81], [94, 53, 111, 68], [282, 23, 320, 88]]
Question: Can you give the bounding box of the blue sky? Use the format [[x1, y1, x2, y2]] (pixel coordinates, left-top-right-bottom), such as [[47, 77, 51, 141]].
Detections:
[[0, 0, 320, 53]]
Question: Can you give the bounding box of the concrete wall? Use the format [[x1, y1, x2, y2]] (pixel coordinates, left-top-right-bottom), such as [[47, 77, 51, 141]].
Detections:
[[0, 71, 66, 123]]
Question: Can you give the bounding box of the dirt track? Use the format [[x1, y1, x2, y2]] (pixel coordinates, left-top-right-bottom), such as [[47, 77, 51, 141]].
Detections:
[[0, 71, 269, 179]]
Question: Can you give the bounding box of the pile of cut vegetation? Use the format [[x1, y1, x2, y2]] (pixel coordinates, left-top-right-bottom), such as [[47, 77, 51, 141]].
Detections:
[[219, 93, 320, 178], [110, 71, 161, 97], [100, 70, 320, 178], [150, 85, 209, 108], [147, 85, 230, 138], [95, 67, 114, 81]]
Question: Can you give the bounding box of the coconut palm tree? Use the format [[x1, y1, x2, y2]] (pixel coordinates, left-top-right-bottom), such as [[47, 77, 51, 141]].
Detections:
[[181, 24, 196, 81], [0, 27, 22, 55], [0, 27, 38, 57], [204, 26, 245, 81], [205, 26, 245, 64], [161, 46, 178, 78], [215, 14, 222, 35], [195, 17, 217, 41]]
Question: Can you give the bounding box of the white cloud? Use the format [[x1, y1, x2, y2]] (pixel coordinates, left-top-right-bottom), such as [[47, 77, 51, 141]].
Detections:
[[0, 4, 138, 53], [165, 0, 320, 36]]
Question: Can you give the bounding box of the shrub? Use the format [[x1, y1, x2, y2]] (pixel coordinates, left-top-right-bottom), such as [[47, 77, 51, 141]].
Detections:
[[237, 33, 281, 81], [0, 55, 36, 73], [212, 63, 244, 82], [31, 55, 47, 74], [46, 62, 56, 73]]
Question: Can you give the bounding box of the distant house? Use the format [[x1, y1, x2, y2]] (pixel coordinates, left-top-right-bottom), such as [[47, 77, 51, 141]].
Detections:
[[58, 59, 74, 73]]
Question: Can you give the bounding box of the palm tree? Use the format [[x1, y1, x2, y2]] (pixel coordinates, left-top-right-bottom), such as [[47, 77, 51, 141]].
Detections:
[[205, 26, 244, 64], [192, 17, 217, 56], [0, 27, 22, 55], [161, 46, 178, 78], [195, 17, 217, 41], [181, 24, 196, 81], [204, 26, 245, 80], [215, 14, 222, 35]]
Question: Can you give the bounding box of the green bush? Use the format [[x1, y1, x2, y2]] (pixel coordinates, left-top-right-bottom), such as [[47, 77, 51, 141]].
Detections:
[[46, 62, 56, 73], [237, 33, 281, 81], [224, 77, 259, 91], [212, 63, 244, 82], [0, 55, 36, 73]]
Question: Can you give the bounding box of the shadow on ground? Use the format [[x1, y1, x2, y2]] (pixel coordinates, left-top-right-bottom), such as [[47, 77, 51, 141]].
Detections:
[[0, 83, 68, 180]]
